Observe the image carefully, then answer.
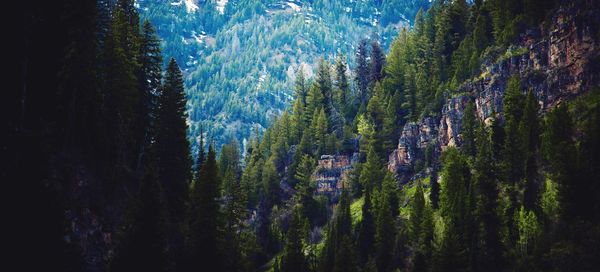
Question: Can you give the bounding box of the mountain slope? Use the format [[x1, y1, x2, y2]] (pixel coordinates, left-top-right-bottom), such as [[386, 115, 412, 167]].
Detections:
[[137, 0, 430, 152]]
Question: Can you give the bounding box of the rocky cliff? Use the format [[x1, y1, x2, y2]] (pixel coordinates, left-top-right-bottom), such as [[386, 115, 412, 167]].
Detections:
[[388, 1, 600, 181]]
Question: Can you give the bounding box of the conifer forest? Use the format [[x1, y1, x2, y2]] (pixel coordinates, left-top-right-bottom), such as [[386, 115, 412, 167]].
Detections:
[[13, 0, 600, 271]]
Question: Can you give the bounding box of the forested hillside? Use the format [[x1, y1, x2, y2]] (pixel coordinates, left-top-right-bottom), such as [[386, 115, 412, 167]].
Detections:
[[14, 0, 600, 272], [136, 0, 431, 153]]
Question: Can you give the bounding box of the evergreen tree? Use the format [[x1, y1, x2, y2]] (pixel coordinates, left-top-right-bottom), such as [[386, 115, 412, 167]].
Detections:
[[195, 127, 206, 176], [542, 105, 578, 220], [294, 154, 322, 226], [383, 30, 407, 114], [295, 68, 308, 106], [305, 85, 325, 128], [375, 183, 396, 272], [520, 90, 541, 212], [414, 201, 434, 272], [222, 167, 247, 272], [316, 58, 334, 116], [502, 75, 525, 246], [321, 191, 353, 272], [220, 138, 241, 178], [262, 156, 281, 208], [334, 55, 351, 118], [436, 147, 471, 271], [355, 39, 370, 107], [186, 145, 223, 271], [410, 183, 425, 245], [280, 206, 308, 272], [102, 5, 140, 174], [370, 41, 386, 85], [473, 124, 503, 271], [360, 144, 384, 192], [358, 187, 376, 265], [313, 107, 328, 156], [366, 83, 387, 157], [156, 58, 192, 223], [136, 20, 162, 169], [333, 236, 358, 272]]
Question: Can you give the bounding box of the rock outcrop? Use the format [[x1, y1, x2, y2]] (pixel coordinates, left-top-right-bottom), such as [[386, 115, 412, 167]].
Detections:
[[388, 1, 600, 180], [314, 154, 354, 195]]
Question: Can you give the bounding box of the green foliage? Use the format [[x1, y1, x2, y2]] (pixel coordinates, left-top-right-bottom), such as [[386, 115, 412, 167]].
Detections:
[[156, 59, 192, 221], [516, 207, 541, 256], [136, 0, 431, 150], [437, 147, 473, 271], [280, 206, 309, 272], [186, 145, 223, 270]]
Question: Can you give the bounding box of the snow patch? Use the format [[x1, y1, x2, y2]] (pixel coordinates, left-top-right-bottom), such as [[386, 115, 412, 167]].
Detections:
[[216, 0, 228, 15], [286, 2, 301, 12], [184, 0, 198, 13]]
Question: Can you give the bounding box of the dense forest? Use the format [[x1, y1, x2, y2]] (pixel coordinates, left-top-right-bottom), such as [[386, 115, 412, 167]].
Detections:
[[136, 0, 431, 153], [13, 0, 600, 271]]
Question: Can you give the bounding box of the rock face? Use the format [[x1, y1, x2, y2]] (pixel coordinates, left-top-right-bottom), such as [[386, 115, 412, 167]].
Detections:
[[388, 117, 439, 178], [314, 154, 353, 195], [388, 1, 600, 179]]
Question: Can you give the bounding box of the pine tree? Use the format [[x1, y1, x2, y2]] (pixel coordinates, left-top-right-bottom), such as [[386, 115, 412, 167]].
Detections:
[[473, 124, 503, 271], [414, 201, 434, 272], [383, 30, 407, 111], [542, 105, 578, 220], [382, 90, 403, 153], [437, 147, 471, 271], [195, 127, 206, 177], [375, 182, 396, 272], [219, 138, 241, 178], [262, 156, 281, 208], [334, 55, 351, 118], [366, 83, 386, 157], [280, 206, 308, 272], [103, 5, 140, 173], [305, 84, 325, 128], [520, 90, 541, 212], [222, 167, 247, 272], [313, 107, 328, 156], [156, 58, 192, 223], [294, 154, 320, 225], [410, 183, 425, 245], [295, 68, 308, 106], [137, 20, 163, 168], [321, 191, 353, 272], [502, 75, 525, 246], [316, 58, 334, 116], [360, 144, 384, 192], [186, 145, 223, 271], [357, 187, 376, 265], [333, 236, 358, 272], [355, 39, 370, 108], [370, 41, 386, 85]]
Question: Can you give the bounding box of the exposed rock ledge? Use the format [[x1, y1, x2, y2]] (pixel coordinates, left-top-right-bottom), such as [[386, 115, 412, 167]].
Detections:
[[388, 2, 600, 182]]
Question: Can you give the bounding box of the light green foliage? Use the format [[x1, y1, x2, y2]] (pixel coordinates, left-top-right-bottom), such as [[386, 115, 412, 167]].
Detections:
[[517, 207, 541, 255], [350, 197, 365, 226], [541, 179, 559, 223]]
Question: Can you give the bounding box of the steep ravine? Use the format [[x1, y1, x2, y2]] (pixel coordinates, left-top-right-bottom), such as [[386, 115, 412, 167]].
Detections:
[[388, 1, 600, 182]]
